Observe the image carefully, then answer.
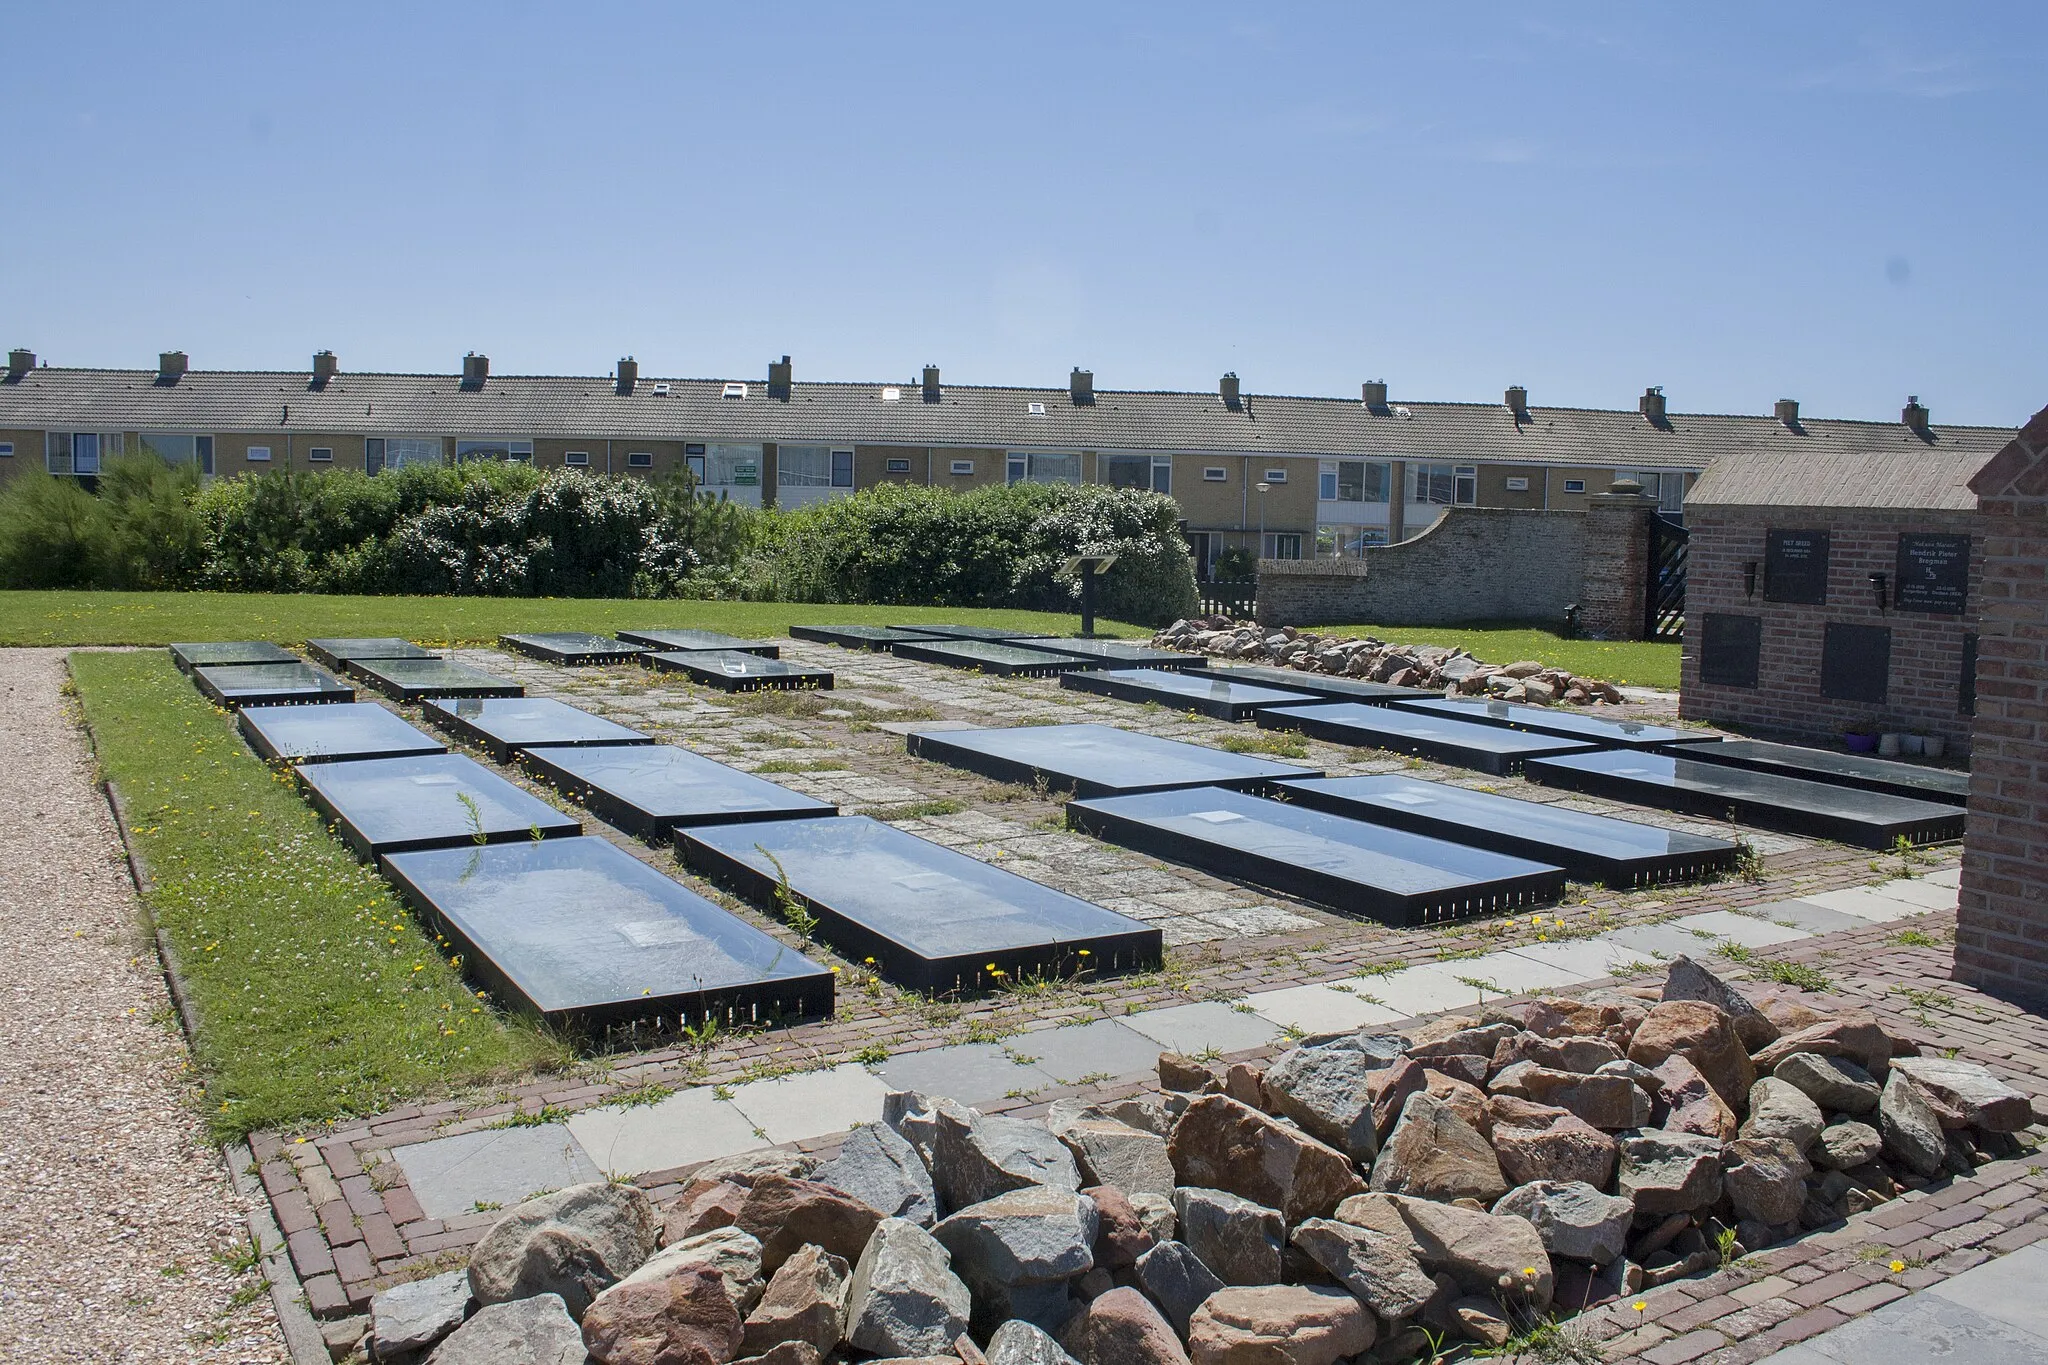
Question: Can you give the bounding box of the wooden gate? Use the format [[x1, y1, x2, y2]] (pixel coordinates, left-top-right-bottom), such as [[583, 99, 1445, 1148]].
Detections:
[[1644, 515, 1688, 640]]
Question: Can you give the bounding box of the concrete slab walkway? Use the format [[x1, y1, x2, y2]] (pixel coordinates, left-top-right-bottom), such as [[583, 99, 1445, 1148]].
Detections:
[[1756, 1243, 2048, 1364]]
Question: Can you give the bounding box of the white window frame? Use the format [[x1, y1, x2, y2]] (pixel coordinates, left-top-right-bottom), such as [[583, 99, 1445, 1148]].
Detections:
[[1504, 476, 1529, 491], [885, 457, 911, 473], [246, 445, 272, 463], [1410, 462, 1476, 506], [626, 450, 654, 469], [722, 382, 748, 399], [1263, 467, 1288, 483], [1005, 451, 1080, 485], [307, 446, 334, 463], [1203, 466, 1227, 482], [47, 432, 107, 476], [382, 436, 445, 470], [831, 449, 854, 488], [950, 459, 975, 476], [1562, 478, 1586, 494], [0, 442, 11, 458], [455, 437, 533, 463], [565, 450, 591, 467], [778, 446, 835, 488], [1263, 532, 1303, 560]]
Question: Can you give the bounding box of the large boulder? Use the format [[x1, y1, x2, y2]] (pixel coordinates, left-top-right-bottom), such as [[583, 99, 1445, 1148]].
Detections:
[[1661, 956, 1778, 1050], [1405, 1021, 1517, 1064], [1369, 1092, 1507, 1204], [1168, 1096, 1365, 1224], [1522, 996, 1643, 1048], [1743, 1078, 1824, 1151], [580, 1263, 744, 1365], [1057, 1120, 1177, 1199], [1134, 1240, 1226, 1338], [1288, 1218, 1437, 1320], [989, 1318, 1083, 1365], [1721, 1138, 1812, 1226], [1879, 1071, 1948, 1177], [1484, 1097, 1617, 1188], [1084, 1185, 1156, 1270], [1333, 1193, 1553, 1310], [1752, 1012, 1900, 1080], [1772, 1054, 1881, 1116], [1628, 1002, 1754, 1111], [843, 1218, 973, 1359], [1652, 1055, 1739, 1142], [1187, 1285, 1376, 1365], [1061, 1287, 1192, 1365], [1812, 1119, 1884, 1171], [1615, 1133, 1724, 1215], [932, 1187, 1098, 1335], [1368, 1058, 1429, 1141], [1174, 1187, 1284, 1285], [370, 1269, 471, 1359], [625, 1227, 765, 1315], [1487, 1065, 1645, 1130], [1890, 1057, 2035, 1132], [468, 1182, 661, 1320], [1491, 1031, 1625, 1075], [932, 1103, 1083, 1213], [724, 1175, 881, 1276], [1490, 1182, 1633, 1266], [817, 1122, 939, 1226], [1262, 1040, 1397, 1163], [426, 1293, 585, 1365], [1421, 1072, 1490, 1130], [741, 1244, 849, 1357]]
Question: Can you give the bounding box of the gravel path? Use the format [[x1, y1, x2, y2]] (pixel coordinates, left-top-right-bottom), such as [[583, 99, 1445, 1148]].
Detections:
[[0, 649, 285, 1363]]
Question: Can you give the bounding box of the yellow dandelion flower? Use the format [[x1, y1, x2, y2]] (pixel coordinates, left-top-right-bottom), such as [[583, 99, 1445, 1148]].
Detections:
[[1632, 1301, 1646, 1313], [1890, 1260, 1905, 1273]]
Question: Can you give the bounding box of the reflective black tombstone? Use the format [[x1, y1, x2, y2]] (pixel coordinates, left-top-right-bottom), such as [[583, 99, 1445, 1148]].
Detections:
[[192, 662, 356, 709], [1058, 667, 1323, 721], [1207, 666, 1430, 705], [169, 641, 297, 674], [518, 744, 835, 841], [644, 650, 834, 692], [788, 625, 946, 651], [305, 638, 440, 670], [382, 837, 834, 1029], [1256, 702, 1598, 776], [679, 815, 1162, 991], [896, 624, 1055, 642], [1276, 774, 1739, 888], [907, 722, 1319, 797], [1390, 697, 1722, 750], [423, 696, 651, 764], [617, 628, 780, 658], [1660, 738, 1970, 807], [890, 639, 1104, 677], [1066, 786, 1566, 927], [1014, 639, 1210, 671], [1700, 615, 1763, 690], [1523, 750, 1966, 848], [295, 752, 580, 860], [344, 657, 525, 701], [498, 632, 651, 666], [238, 701, 446, 765]]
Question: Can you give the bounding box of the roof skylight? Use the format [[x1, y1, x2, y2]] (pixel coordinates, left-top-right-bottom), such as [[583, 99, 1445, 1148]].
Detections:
[[722, 382, 748, 400]]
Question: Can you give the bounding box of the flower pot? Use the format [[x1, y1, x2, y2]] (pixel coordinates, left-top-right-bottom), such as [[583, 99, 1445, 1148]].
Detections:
[[1844, 732, 1879, 754], [1878, 733, 1903, 757], [1923, 736, 1947, 759]]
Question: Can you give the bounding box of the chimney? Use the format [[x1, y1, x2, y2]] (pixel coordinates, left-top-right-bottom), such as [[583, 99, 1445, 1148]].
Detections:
[[921, 364, 941, 403], [616, 356, 639, 396], [1220, 372, 1241, 409], [1902, 394, 1930, 434], [1774, 398, 1800, 427], [461, 352, 489, 390], [1638, 385, 1667, 422], [158, 350, 188, 383], [5, 349, 32, 380], [1070, 367, 1094, 405], [1505, 385, 1528, 417], [311, 350, 338, 387], [768, 354, 792, 401], [1361, 379, 1389, 408]]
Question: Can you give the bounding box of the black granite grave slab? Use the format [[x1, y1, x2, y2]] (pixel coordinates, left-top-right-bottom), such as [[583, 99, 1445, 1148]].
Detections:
[[890, 638, 1106, 677], [1765, 529, 1830, 604], [645, 650, 834, 692], [1660, 738, 1970, 806], [679, 815, 1161, 991], [169, 641, 297, 673], [616, 628, 780, 658], [295, 752, 580, 860], [1390, 697, 1723, 750], [787, 624, 947, 651], [1014, 639, 1209, 670], [1523, 750, 1966, 848], [519, 744, 835, 841], [192, 662, 355, 709], [305, 638, 440, 670], [382, 837, 834, 1029], [423, 697, 651, 763], [906, 722, 1318, 797], [1067, 786, 1565, 927], [344, 657, 525, 701], [238, 702, 446, 765], [1700, 615, 1763, 689], [896, 624, 1055, 642], [1276, 774, 1739, 889], [1256, 703, 1598, 776], [1207, 666, 1431, 704], [1895, 533, 1971, 615], [1821, 623, 1890, 703], [498, 632, 651, 665], [1058, 667, 1323, 720]]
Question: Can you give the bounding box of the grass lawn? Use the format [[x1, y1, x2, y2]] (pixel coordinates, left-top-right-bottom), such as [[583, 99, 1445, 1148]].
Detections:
[[1315, 621, 1681, 690], [0, 590, 1140, 647], [71, 651, 564, 1138]]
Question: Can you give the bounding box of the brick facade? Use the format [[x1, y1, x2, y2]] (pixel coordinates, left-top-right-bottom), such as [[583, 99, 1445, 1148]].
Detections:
[[1956, 405, 2048, 999], [1579, 482, 1660, 640]]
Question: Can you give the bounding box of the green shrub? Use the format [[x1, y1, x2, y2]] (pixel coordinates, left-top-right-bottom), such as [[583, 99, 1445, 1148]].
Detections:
[[0, 470, 114, 588], [98, 454, 205, 589]]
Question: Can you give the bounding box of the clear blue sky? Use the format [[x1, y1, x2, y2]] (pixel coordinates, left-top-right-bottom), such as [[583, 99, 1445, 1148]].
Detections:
[[3, 3, 2041, 426]]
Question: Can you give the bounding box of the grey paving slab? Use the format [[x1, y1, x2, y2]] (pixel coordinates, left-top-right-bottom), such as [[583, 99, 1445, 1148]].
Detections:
[[726, 1063, 892, 1143], [1772, 1286, 2048, 1364], [392, 1124, 602, 1219], [1245, 983, 1404, 1034], [1926, 1242, 2048, 1340], [1924, 866, 1961, 888], [1869, 877, 1960, 911], [1121, 1001, 1281, 1056], [872, 1043, 1055, 1106], [566, 1087, 764, 1178], [1669, 909, 1813, 947], [1741, 898, 1876, 935], [1006, 1019, 1164, 1085], [1362, 964, 1488, 1018], [1752, 1346, 1839, 1365], [1446, 949, 1591, 996], [1602, 921, 1716, 960], [1797, 885, 1925, 923], [1501, 937, 1647, 979]]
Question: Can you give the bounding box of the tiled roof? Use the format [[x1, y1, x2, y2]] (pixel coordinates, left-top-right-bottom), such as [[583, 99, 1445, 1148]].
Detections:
[[1686, 441, 1993, 511], [0, 367, 2018, 472]]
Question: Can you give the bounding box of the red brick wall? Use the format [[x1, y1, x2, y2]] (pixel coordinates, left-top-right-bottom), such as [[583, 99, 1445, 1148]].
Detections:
[[1678, 506, 1981, 754]]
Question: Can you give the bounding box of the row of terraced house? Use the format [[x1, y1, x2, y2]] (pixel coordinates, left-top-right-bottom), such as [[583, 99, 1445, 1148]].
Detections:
[[0, 347, 2014, 577]]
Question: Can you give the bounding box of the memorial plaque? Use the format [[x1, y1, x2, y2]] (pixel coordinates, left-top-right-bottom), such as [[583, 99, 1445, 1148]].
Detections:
[[907, 723, 1318, 797], [345, 657, 525, 701], [239, 701, 446, 765], [1257, 702, 1598, 776], [1276, 775, 1738, 889], [1523, 750, 1965, 848], [295, 752, 581, 859], [1066, 786, 1566, 927], [1960, 633, 1978, 717], [896, 624, 1055, 642], [519, 744, 835, 841], [423, 696, 651, 764], [1820, 623, 1890, 704], [1666, 738, 1968, 806], [305, 638, 439, 670], [498, 632, 650, 666], [891, 638, 1105, 677], [169, 641, 297, 673], [616, 628, 780, 658], [680, 815, 1162, 991], [644, 649, 834, 692], [191, 662, 355, 709], [788, 624, 946, 651], [1207, 666, 1429, 705], [1700, 614, 1763, 690], [1764, 529, 1830, 605], [383, 837, 834, 1029], [1894, 534, 1971, 614], [1013, 639, 1208, 671], [1059, 667, 1322, 721], [1390, 697, 1720, 750]]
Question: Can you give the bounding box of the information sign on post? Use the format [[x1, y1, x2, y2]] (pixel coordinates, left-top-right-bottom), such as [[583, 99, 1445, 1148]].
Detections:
[[1060, 555, 1119, 636]]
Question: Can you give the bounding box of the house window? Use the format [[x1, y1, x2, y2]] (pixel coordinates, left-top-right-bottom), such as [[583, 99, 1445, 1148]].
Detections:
[[565, 451, 590, 467], [1320, 460, 1390, 503], [1103, 455, 1151, 490], [1263, 468, 1288, 483], [1319, 470, 1337, 500], [1006, 452, 1079, 485], [1563, 478, 1586, 494], [1315, 524, 1387, 558], [138, 433, 214, 470], [885, 457, 911, 473], [705, 444, 761, 486], [382, 437, 445, 470], [455, 438, 533, 463], [831, 450, 854, 488], [0, 442, 11, 457], [779, 446, 835, 487], [47, 432, 106, 475], [246, 445, 272, 463], [950, 459, 975, 476], [627, 451, 653, 469], [1619, 469, 1687, 514], [1504, 476, 1529, 491], [308, 446, 334, 463], [1411, 463, 1475, 505], [1203, 466, 1227, 482], [1263, 533, 1303, 560], [685, 444, 706, 483]]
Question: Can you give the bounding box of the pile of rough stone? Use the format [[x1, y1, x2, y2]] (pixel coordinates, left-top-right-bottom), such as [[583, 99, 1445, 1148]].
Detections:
[[1151, 618, 1626, 707], [352, 956, 2036, 1365]]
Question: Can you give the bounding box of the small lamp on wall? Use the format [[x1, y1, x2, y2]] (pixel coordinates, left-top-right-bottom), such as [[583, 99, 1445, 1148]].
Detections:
[[1743, 561, 1758, 597], [1869, 572, 1889, 613]]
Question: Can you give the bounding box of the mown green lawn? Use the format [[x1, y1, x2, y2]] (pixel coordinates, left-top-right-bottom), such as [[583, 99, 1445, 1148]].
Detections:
[[0, 590, 1139, 647], [1314, 621, 1681, 690], [71, 651, 565, 1138]]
